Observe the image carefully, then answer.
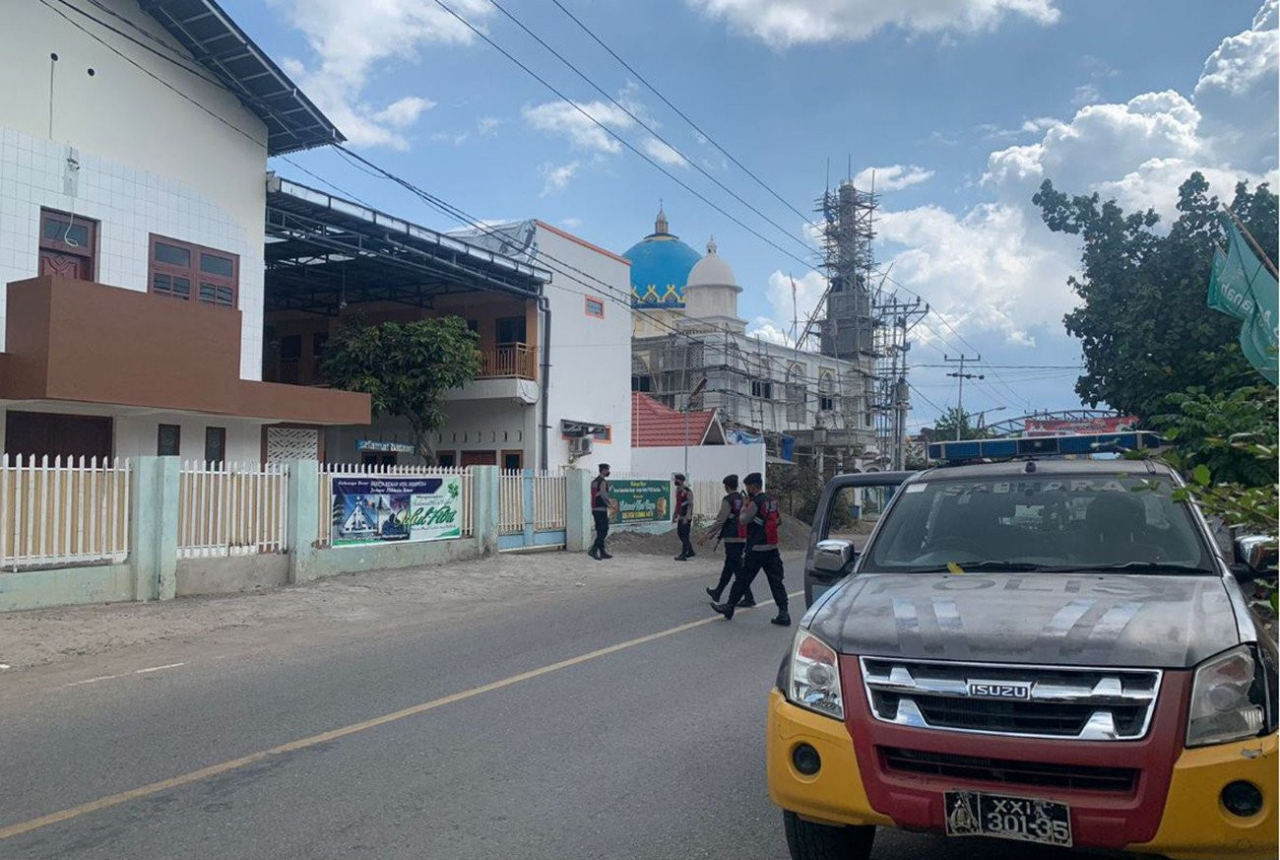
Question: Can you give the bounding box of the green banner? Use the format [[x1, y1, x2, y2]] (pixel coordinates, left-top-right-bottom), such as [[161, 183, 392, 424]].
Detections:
[[608, 480, 671, 524], [332, 476, 463, 546], [1208, 217, 1278, 385]]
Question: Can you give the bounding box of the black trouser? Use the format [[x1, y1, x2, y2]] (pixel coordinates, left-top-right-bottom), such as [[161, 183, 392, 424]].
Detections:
[[711, 542, 755, 603], [677, 520, 694, 556], [728, 548, 786, 612], [592, 510, 609, 553]]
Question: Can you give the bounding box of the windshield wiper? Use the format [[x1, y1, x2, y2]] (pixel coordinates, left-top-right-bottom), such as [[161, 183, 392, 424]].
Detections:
[[1046, 562, 1215, 575], [909, 561, 1047, 573]]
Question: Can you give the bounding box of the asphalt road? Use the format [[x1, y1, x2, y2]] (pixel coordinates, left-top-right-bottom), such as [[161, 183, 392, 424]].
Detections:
[[0, 554, 1077, 860]]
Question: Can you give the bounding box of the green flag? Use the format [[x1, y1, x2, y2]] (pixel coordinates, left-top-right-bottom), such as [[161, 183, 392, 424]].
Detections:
[[1207, 216, 1278, 385]]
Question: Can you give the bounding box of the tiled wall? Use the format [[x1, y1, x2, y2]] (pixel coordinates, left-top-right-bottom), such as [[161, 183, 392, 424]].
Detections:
[[0, 126, 264, 380]]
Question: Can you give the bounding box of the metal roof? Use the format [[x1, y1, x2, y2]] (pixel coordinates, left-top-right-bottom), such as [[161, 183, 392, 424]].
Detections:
[[139, 0, 342, 154], [265, 176, 549, 315]]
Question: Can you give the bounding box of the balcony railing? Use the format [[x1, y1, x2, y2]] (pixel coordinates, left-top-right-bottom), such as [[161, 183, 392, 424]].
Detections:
[[478, 343, 535, 380]]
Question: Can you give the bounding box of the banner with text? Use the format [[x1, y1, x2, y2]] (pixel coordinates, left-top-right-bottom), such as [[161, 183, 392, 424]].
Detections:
[[608, 480, 671, 525], [332, 476, 462, 546]]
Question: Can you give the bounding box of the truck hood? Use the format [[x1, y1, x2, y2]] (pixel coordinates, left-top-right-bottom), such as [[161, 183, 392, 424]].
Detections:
[[808, 573, 1239, 669]]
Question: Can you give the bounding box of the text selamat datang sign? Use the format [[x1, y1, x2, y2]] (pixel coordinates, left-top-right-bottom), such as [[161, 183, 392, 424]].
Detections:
[[608, 480, 670, 525], [333, 476, 463, 546]]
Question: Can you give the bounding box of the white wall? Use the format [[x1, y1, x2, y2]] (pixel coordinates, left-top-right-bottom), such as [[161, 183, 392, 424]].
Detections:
[[535, 225, 633, 473], [326, 400, 533, 466], [630, 443, 765, 484], [0, 0, 270, 378], [114, 413, 262, 463], [0, 405, 261, 462]]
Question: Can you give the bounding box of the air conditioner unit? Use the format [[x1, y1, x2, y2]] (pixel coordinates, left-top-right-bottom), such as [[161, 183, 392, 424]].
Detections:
[[568, 436, 594, 457]]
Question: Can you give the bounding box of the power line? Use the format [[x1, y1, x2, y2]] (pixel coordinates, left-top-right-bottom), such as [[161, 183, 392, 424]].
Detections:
[[35, 0, 267, 148], [429, 0, 818, 274], [547, 0, 817, 229], [485, 0, 814, 259]]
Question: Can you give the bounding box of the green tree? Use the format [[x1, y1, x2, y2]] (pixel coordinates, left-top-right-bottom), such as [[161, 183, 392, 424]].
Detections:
[[322, 317, 481, 464], [933, 407, 987, 441], [1032, 173, 1277, 420]]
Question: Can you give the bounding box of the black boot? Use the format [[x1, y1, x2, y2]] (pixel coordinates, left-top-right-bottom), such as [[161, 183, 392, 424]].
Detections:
[[599, 549, 613, 559], [771, 611, 792, 627], [705, 586, 720, 600], [674, 553, 689, 561], [738, 596, 757, 608], [710, 601, 735, 620], [588, 547, 601, 560]]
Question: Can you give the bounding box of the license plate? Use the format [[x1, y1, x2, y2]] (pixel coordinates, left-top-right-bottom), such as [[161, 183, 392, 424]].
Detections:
[[944, 790, 1072, 847]]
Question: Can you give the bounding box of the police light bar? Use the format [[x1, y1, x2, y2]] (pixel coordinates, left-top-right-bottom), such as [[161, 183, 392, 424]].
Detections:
[[927, 431, 1161, 463]]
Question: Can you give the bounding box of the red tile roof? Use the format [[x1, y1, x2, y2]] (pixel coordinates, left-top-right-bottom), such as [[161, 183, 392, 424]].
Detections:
[[631, 392, 719, 447]]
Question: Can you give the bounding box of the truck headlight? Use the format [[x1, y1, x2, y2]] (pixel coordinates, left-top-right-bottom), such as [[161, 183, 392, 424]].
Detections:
[[1187, 646, 1267, 748], [787, 630, 844, 720]]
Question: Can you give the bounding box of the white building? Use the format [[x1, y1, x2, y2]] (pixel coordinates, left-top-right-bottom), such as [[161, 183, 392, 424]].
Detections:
[[628, 223, 877, 466], [0, 0, 366, 462], [311, 217, 633, 473]]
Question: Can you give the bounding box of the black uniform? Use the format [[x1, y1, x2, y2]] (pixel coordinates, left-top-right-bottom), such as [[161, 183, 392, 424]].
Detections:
[[705, 490, 755, 605], [674, 484, 695, 559], [725, 490, 788, 618], [590, 476, 611, 558]]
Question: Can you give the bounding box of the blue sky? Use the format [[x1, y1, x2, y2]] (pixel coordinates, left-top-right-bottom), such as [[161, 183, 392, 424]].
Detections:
[[226, 0, 1278, 428]]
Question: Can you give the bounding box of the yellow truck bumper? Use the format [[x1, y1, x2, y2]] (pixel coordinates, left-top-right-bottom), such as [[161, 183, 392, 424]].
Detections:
[[768, 688, 1279, 859], [766, 689, 892, 828], [1131, 733, 1278, 860]]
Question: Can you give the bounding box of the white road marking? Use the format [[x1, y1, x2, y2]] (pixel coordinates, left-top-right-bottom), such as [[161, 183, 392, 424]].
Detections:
[[62, 662, 187, 688]]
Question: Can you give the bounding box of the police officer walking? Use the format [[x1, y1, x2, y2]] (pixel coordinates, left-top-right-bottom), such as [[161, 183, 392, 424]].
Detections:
[[589, 463, 613, 560], [711, 472, 789, 626], [699, 474, 756, 607], [673, 473, 696, 561]]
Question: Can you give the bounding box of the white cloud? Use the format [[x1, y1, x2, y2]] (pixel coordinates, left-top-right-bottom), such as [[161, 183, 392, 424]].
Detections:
[[642, 136, 690, 168], [745, 318, 793, 346], [685, 0, 1059, 48], [477, 116, 502, 137], [540, 161, 581, 196], [853, 164, 935, 191], [1071, 83, 1102, 106], [272, 0, 491, 148], [522, 100, 635, 153], [561, 217, 583, 230], [750, 3, 1279, 358]]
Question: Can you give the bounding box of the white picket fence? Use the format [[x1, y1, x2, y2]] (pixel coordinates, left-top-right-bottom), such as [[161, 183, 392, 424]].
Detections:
[[0, 455, 131, 569], [499, 470, 568, 535], [318, 464, 474, 546], [178, 461, 288, 558], [534, 472, 567, 531], [499, 470, 525, 534]]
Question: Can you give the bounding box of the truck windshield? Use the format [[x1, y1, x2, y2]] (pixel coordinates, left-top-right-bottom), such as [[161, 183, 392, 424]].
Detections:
[[866, 474, 1215, 574]]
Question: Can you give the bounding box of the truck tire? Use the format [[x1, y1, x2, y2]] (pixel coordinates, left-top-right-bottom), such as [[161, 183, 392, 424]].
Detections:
[[784, 811, 875, 860]]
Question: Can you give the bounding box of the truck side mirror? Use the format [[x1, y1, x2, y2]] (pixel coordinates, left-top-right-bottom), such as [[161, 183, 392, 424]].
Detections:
[[1233, 534, 1278, 582], [814, 538, 857, 574]]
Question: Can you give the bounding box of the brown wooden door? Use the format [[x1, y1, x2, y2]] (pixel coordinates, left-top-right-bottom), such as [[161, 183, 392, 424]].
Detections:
[[461, 450, 498, 468], [6, 412, 112, 461], [39, 249, 92, 280]]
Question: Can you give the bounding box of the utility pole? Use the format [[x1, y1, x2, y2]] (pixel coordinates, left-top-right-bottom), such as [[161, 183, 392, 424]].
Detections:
[[945, 354, 984, 441]]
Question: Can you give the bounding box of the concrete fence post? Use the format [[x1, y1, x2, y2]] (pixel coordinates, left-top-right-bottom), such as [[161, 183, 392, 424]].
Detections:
[[565, 468, 591, 553], [129, 456, 179, 601], [287, 459, 320, 584], [473, 465, 500, 555]]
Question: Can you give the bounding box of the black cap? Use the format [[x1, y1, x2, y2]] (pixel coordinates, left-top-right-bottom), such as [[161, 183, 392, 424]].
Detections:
[[598, 463, 610, 473], [744, 472, 763, 487], [723, 474, 739, 490], [673, 473, 686, 483]]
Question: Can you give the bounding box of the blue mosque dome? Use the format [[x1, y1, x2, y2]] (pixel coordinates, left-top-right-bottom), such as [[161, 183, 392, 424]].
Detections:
[[622, 207, 701, 308]]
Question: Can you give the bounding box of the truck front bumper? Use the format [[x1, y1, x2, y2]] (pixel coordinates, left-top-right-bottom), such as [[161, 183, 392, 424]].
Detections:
[[767, 689, 1279, 859]]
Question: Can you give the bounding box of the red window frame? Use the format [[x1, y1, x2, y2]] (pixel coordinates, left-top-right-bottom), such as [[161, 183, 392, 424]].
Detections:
[[38, 208, 98, 279], [584, 296, 605, 318], [148, 234, 239, 309]]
